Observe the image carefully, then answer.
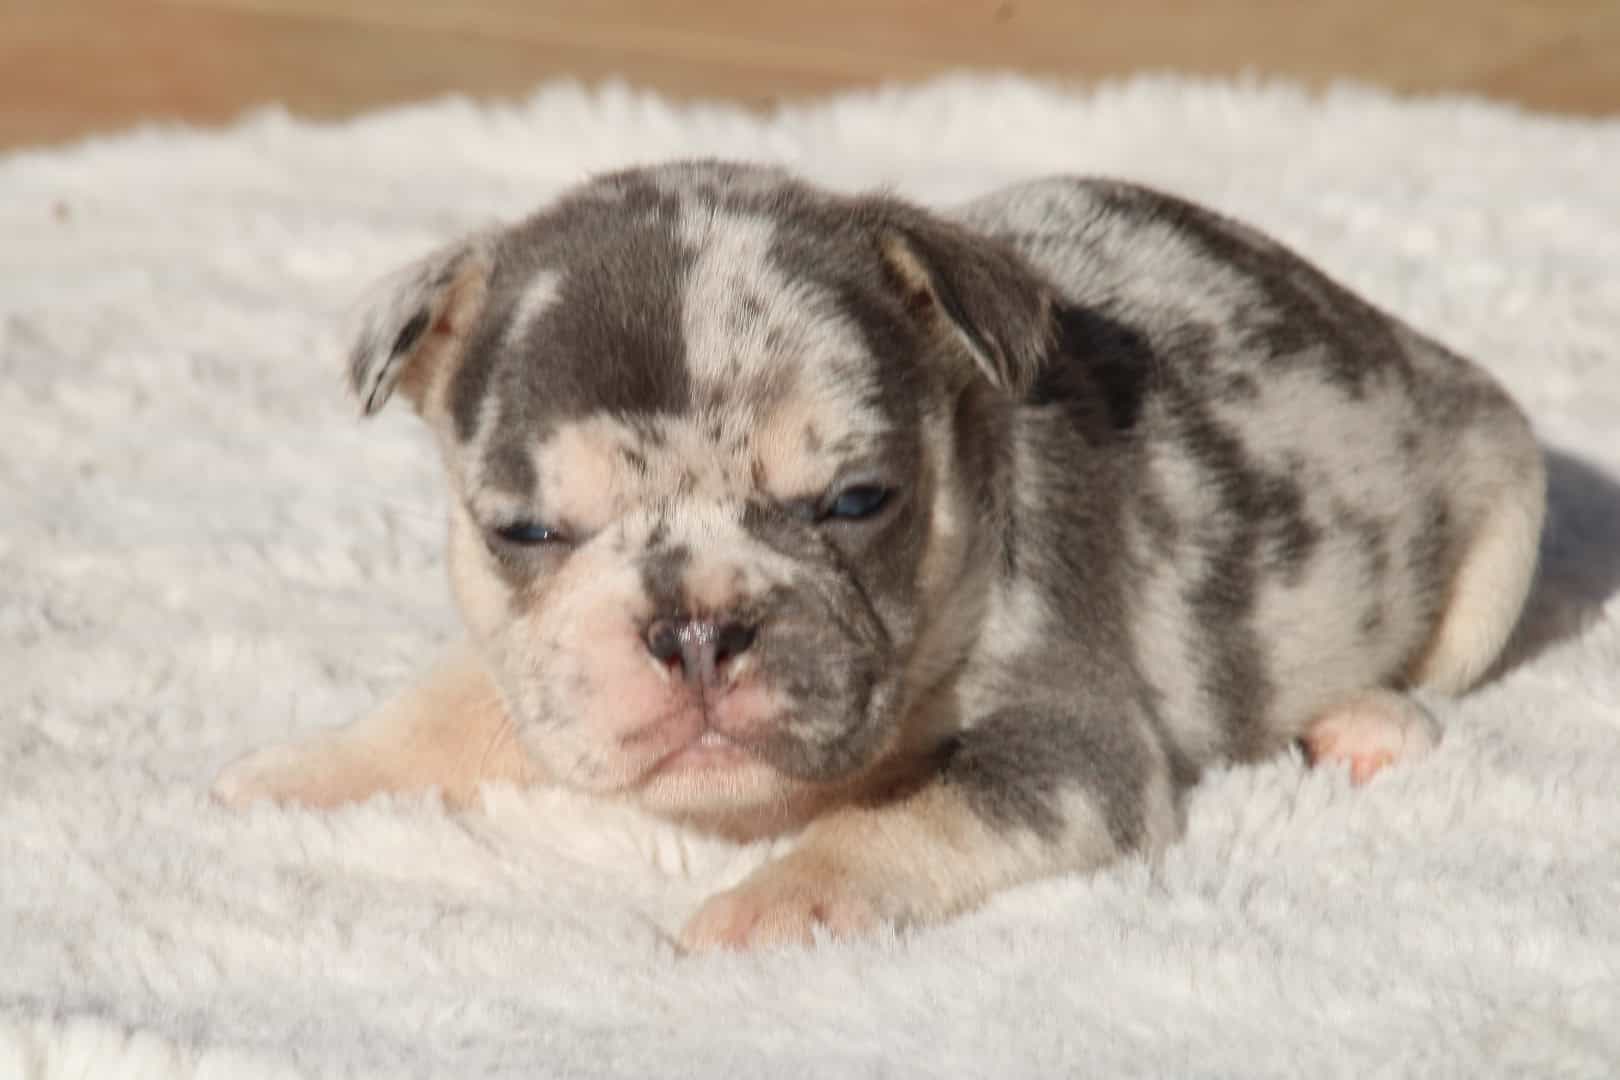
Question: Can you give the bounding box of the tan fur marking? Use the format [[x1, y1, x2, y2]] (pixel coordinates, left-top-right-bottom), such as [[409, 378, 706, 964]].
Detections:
[[753, 390, 847, 499], [683, 556, 766, 615], [399, 250, 494, 418], [448, 501, 512, 646], [212, 645, 532, 810], [679, 777, 1118, 951], [534, 417, 635, 533]]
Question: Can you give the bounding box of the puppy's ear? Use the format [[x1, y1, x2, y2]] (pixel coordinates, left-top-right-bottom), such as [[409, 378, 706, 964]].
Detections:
[[347, 235, 495, 416], [878, 221, 1055, 397]]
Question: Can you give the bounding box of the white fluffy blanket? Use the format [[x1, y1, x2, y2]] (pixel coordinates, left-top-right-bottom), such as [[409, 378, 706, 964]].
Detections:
[[3, 76, 1618, 1078]]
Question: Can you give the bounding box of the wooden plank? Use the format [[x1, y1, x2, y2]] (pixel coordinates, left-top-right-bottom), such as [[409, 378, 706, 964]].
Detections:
[[0, 0, 1613, 149]]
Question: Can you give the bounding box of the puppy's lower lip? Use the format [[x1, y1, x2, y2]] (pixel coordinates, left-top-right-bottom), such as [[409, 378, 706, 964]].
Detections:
[[652, 730, 752, 773]]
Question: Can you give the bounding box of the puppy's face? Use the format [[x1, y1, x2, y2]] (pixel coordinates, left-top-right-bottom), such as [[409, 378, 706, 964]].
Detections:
[[349, 163, 1052, 829]]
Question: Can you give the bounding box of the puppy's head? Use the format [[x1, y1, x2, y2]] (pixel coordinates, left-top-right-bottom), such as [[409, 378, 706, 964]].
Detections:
[[348, 162, 1055, 831]]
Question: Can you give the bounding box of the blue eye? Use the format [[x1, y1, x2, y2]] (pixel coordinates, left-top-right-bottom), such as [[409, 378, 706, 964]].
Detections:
[[824, 485, 892, 521], [492, 521, 567, 546]]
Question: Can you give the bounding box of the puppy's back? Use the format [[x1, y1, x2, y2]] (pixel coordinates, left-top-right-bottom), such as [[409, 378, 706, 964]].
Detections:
[[957, 178, 1542, 766]]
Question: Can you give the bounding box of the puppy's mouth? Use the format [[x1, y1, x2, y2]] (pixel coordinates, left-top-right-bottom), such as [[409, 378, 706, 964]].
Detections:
[[620, 713, 766, 781], [646, 729, 754, 776]]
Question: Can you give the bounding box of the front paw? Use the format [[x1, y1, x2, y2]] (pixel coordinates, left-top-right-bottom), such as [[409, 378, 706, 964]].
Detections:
[[211, 737, 373, 810], [679, 850, 892, 952]]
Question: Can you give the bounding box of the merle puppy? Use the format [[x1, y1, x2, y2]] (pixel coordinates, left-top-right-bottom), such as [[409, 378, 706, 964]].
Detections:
[[216, 162, 1545, 951]]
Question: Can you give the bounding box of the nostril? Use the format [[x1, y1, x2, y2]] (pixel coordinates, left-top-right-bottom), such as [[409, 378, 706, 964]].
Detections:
[[646, 616, 756, 685], [713, 621, 756, 666], [645, 618, 684, 668]]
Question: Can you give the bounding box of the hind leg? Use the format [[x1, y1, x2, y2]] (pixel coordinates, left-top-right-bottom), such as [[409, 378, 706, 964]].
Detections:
[[1407, 454, 1546, 695], [1304, 689, 1439, 784], [1304, 440, 1541, 785]]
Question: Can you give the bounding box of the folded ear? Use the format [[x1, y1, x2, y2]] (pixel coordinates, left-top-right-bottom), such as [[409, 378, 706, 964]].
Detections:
[[347, 234, 495, 416], [878, 218, 1056, 397]]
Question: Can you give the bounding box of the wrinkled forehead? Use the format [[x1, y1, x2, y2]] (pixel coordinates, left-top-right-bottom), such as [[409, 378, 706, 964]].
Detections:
[[449, 175, 917, 508]]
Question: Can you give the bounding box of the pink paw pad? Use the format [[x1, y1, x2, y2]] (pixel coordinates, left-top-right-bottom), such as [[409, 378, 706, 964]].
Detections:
[[1303, 690, 1439, 785]]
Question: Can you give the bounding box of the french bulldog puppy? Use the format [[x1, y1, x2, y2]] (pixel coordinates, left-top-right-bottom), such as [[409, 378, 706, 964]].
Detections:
[[215, 161, 1545, 952]]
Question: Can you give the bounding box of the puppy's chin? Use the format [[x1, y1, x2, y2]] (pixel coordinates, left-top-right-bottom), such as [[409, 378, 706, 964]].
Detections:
[[630, 753, 829, 839], [505, 713, 837, 838], [622, 713, 921, 840], [601, 728, 865, 839]]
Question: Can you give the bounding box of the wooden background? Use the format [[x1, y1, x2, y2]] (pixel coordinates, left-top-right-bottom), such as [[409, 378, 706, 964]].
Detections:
[[3, 0, 1616, 149]]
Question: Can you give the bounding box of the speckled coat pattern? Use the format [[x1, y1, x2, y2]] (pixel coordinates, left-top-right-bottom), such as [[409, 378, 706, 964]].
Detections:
[[298, 159, 1543, 907]]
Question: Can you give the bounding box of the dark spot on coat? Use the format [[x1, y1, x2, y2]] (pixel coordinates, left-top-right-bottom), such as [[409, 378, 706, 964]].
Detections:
[[942, 706, 1151, 850], [1031, 304, 1154, 438], [639, 544, 692, 617], [483, 438, 538, 497], [1219, 372, 1260, 402], [1332, 499, 1393, 591], [1255, 470, 1321, 581], [391, 308, 430, 358], [1407, 496, 1455, 612], [646, 515, 669, 550], [448, 183, 693, 443]]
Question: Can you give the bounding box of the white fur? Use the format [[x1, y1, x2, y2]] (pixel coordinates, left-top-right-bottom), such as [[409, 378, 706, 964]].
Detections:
[[501, 268, 563, 354], [678, 203, 888, 457], [3, 76, 1619, 1077]]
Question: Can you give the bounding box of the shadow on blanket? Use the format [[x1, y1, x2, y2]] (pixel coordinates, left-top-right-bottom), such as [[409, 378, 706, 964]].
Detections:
[[1495, 446, 1620, 677]]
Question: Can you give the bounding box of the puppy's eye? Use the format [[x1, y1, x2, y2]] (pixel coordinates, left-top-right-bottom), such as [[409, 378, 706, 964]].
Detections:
[[822, 484, 891, 522], [491, 521, 568, 547]]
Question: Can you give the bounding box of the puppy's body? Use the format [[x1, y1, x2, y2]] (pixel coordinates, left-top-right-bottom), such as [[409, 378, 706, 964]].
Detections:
[[954, 178, 1542, 772], [217, 164, 1544, 950]]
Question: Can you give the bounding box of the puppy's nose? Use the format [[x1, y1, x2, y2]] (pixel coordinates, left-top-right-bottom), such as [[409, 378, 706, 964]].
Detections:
[[644, 616, 757, 687]]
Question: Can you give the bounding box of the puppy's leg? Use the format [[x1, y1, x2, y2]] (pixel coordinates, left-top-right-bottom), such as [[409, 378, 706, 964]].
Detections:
[[212, 644, 532, 810], [680, 707, 1177, 952], [1304, 440, 1542, 786], [1408, 451, 1546, 695], [1302, 689, 1439, 785]]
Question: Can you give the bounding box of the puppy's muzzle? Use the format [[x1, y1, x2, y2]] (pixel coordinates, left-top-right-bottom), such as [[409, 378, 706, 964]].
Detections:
[[644, 616, 758, 690]]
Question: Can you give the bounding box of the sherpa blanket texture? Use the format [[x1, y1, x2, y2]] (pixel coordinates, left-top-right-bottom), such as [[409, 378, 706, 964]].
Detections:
[[2, 76, 1618, 1079]]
